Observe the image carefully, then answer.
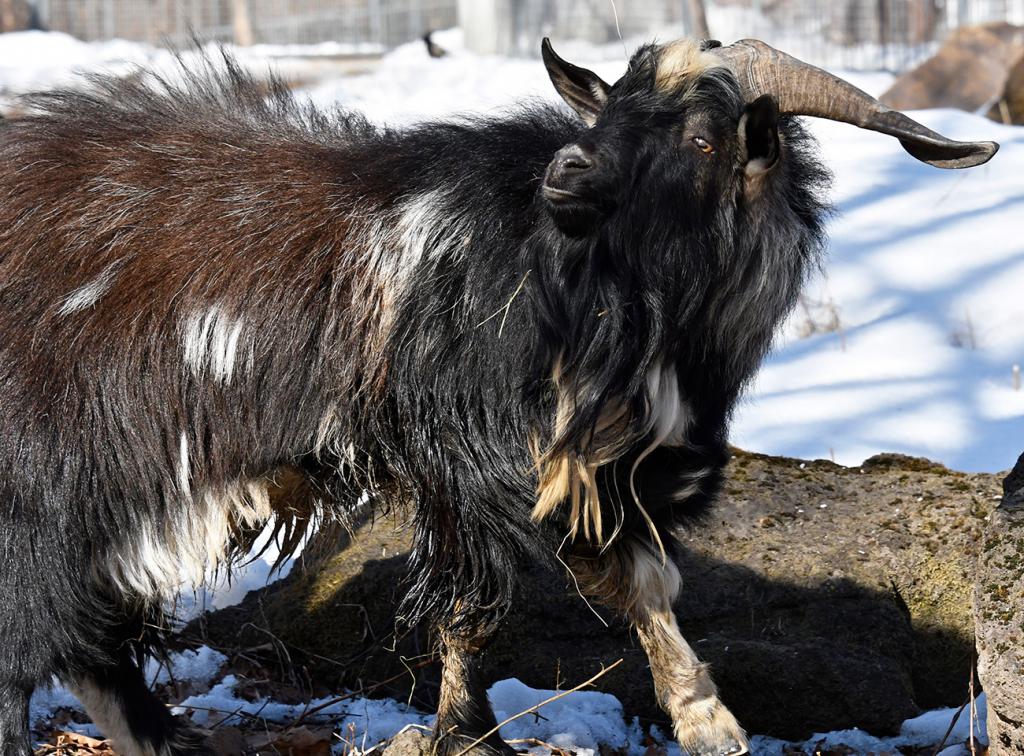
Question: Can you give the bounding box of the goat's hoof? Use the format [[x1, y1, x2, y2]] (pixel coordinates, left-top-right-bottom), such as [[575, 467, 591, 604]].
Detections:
[[431, 732, 518, 756], [683, 739, 748, 756], [675, 701, 749, 756]]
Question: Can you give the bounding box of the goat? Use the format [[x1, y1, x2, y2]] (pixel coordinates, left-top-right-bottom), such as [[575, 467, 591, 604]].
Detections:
[[0, 38, 997, 756]]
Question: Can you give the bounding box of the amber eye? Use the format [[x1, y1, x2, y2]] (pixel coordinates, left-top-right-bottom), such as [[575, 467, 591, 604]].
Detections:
[[692, 136, 714, 154]]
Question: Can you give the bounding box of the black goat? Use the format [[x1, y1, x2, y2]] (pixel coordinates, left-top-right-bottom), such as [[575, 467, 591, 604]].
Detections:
[[0, 38, 996, 756]]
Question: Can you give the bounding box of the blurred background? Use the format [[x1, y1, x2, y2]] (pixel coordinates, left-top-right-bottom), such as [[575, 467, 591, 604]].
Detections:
[[0, 0, 1021, 70]]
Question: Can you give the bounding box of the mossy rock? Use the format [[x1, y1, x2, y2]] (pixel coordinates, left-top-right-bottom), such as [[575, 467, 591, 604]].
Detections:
[[191, 450, 1005, 740], [975, 454, 1024, 754]]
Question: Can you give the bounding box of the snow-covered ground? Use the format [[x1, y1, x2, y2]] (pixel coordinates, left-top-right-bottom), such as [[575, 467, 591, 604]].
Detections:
[[1, 25, 1019, 756], [26, 647, 989, 756]]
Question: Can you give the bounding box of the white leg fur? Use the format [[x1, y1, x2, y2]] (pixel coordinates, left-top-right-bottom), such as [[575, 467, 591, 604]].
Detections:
[[574, 540, 748, 756], [635, 608, 748, 756], [69, 681, 156, 756]]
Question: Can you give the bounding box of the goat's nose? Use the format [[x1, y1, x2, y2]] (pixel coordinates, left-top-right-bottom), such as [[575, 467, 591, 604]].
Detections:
[[553, 144, 595, 174]]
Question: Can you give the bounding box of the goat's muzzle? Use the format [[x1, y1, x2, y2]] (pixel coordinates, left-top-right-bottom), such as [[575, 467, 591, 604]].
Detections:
[[543, 144, 607, 236]]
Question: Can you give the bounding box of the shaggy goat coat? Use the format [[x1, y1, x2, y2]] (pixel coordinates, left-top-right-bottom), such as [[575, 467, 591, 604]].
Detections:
[[0, 43, 831, 756]]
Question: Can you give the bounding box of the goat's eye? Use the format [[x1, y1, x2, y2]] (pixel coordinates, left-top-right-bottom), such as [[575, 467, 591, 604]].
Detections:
[[692, 136, 715, 154]]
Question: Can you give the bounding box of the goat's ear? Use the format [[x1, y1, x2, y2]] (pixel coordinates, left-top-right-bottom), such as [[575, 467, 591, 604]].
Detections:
[[738, 94, 780, 177], [542, 38, 610, 127]]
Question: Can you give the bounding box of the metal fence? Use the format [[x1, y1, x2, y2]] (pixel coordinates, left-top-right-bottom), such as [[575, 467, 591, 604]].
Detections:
[[22, 0, 1024, 70], [30, 0, 456, 49], [492, 0, 1024, 71]]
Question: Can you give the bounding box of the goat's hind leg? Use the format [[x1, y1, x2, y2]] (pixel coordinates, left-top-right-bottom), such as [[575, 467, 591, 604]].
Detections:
[[0, 683, 32, 756], [572, 538, 748, 756], [432, 631, 514, 756], [68, 646, 211, 756], [408, 499, 519, 756]]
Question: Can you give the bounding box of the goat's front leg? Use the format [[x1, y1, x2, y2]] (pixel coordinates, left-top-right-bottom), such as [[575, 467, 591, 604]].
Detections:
[[571, 538, 748, 756]]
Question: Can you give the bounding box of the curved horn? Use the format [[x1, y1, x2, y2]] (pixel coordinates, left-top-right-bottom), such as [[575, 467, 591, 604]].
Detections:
[[708, 39, 999, 169]]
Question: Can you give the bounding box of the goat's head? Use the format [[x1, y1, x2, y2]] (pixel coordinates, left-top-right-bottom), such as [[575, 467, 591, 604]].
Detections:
[[540, 37, 999, 237]]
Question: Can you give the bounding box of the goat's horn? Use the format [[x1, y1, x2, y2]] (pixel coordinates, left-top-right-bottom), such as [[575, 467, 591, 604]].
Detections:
[[708, 38, 999, 169]]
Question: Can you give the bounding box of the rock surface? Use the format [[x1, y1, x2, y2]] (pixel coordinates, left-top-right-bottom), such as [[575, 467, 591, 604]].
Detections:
[[381, 729, 429, 756], [975, 454, 1024, 754], [191, 450, 1004, 741]]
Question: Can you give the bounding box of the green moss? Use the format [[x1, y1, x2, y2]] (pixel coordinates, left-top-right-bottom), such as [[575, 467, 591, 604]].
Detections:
[[904, 558, 976, 706], [970, 497, 990, 519], [862, 454, 952, 475]]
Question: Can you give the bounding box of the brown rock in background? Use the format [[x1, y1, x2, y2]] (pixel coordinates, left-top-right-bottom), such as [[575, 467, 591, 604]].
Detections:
[[0, 0, 33, 33], [988, 54, 1024, 125], [975, 454, 1024, 755], [881, 23, 1024, 113], [190, 451, 1004, 741]]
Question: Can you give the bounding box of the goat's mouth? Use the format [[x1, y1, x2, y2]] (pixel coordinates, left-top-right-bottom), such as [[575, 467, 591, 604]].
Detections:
[[542, 184, 604, 237], [541, 185, 581, 203]]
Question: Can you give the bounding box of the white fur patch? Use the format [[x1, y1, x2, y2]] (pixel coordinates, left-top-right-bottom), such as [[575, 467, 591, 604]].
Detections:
[[655, 39, 723, 91], [313, 402, 340, 458], [69, 681, 156, 756], [58, 266, 118, 315], [362, 189, 474, 287], [178, 433, 191, 499], [106, 479, 273, 600], [645, 363, 691, 448], [745, 157, 773, 176], [311, 403, 360, 467], [345, 189, 475, 366], [182, 306, 245, 383], [627, 538, 683, 607], [671, 467, 713, 503]]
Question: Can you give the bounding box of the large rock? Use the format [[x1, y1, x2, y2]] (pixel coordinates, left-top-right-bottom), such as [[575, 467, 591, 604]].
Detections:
[[0, 0, 33, 33], [192, 451, 1003, 741], [881, 23, 1024, 113], [988, 54, 1024, 125], [975, 454, 1024, 754]]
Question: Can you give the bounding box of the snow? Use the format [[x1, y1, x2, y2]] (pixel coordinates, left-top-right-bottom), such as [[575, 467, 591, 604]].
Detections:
[[144, 645, 229, 687], [174, 674, 434, 746], [28, 646, 228, 729], [33, 664, 987, 756], [489, 678, 637, 754], [28, 683, 85, 727], [736, 111, 1024, 473], [0, 31, 155, 94], [753, 696, 988, 756], [171, 676, 645, 756], [23, 645, 992, 754]]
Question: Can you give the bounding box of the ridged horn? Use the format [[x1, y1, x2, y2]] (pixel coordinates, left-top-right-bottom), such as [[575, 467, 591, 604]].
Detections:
[[707, 39, 999, 169]]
